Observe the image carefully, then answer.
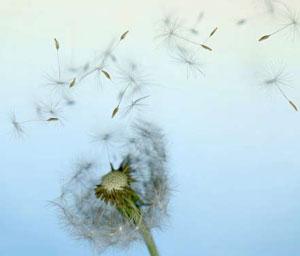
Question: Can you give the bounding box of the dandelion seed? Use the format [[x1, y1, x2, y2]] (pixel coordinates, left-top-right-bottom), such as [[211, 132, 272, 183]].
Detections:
[[201, 27, 218, 50], [47, 117, 59, 122], [156, 15, 214, 51], [44, 73, 69, 93], [8, 109, 61, 138], [78, 40, 118, 84], [69, 78, 76, 88], [258, 7, 300, 42], [259, 34, 271, 41], [289, 100, 298, 111], [54, 38, 60, 50], [156, 16, 185, 46], [123, 96, 150, 117], [260, 62, 298, 111], [120, 30, 129, 41], [209, 27, 218, 37], [101, 70, 111, 80], [116, 61, 152, 96], [172, 46, 204, 78], [9, 112, 25, 138], [111, 105, 119, 118], [35, 100, 64, 120], [200, 44, 212, 51]]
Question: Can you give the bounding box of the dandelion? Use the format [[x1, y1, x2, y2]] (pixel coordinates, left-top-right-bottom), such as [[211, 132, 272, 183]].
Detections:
[[52, 121, 170, 255], [258, 7, 300, 42], [172, 46, 204, 78], [156, 15, 215, 51], [123, 95, 150, 117], [259, 62, 298, 111]]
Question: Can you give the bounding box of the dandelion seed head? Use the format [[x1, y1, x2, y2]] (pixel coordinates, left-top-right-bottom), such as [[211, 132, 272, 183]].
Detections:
[[53, 121, 170, 253], [101, 171, 128, 192]]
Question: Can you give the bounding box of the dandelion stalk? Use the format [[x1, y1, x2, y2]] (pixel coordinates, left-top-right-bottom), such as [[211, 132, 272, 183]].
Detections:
[[138, 221, 160, 256]]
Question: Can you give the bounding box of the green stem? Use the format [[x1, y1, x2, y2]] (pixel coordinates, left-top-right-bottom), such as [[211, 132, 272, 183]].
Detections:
[[138, 220, 160, 256], [117, 197, 160, 256]]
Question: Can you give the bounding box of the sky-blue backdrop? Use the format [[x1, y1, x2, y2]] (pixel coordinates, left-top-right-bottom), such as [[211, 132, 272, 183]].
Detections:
[[1, 0, 300, 255]]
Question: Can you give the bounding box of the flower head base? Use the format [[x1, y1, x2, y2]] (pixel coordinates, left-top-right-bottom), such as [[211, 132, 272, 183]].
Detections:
[[99, 168, 129, 192], [95, 160, 143, 224]]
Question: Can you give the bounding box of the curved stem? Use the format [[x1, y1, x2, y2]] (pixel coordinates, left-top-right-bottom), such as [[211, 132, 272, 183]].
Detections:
[[116, 195, 160, 256], [138, 220, 160, 256]]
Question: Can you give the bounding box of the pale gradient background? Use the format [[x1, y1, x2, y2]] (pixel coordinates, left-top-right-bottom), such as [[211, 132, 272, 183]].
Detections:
[[1, 0, 300, 255]]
